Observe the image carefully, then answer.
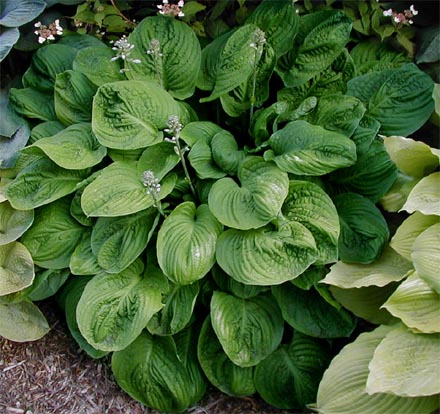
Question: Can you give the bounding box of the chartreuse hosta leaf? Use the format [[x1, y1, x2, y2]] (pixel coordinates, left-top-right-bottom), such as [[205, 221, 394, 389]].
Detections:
[[366, 323, 440, 397], [92, 80, 189, 150], [272, 283, 355, 338], [112, 330, 204, 412], [333, 192, 389, 264], [70, 230, 102, 275], [210, 130, 246, 175], [29, 120, 64, 144], [157, 202, 223, 285], [0, 241, 34, 295], [91, 208, 159, 274], [216, 221, 318, 286], [0, 201, 33, 245], [126, 16, 201, 100], [382, 271, 440, 334], [282, 180, 339, 265], [29, 123, 106, 170], [264, 121, 357, 176], [21, 197, 85, 269], [254, 332, 331, 409], [25, 268, 69, 302], [77, 260, 163, 352], [208, 156, 289, 230], [6, 155, 89, 210], [210, 291, 284, 367], [401, 172, 440, 216], [81, 161, 176, 217], [412, 223, 440, 293], [136, 142, 179, 181], [314, 324, 439, 414], [0, 302, 49, 342], [198, 316, 256, 397]]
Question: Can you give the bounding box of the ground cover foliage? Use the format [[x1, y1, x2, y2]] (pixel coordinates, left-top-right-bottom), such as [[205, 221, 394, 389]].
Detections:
[[0, 0, 439, 413]]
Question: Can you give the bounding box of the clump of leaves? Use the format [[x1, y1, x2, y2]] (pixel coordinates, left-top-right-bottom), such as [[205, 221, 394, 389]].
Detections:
[[0, 0, 437, 412]]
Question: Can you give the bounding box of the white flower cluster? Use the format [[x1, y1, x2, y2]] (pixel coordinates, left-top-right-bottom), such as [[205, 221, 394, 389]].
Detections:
[[34, 20, 63, 44], [383, 4, 418, 25], [157, 0, 185, 17], [110, 35, 141, 64], [142, 170, 161, 198]]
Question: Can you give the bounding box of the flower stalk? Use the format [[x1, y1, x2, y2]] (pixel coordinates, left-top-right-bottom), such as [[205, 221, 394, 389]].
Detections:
[[249, 28, 266, 122], [142, 170, 166, 216]]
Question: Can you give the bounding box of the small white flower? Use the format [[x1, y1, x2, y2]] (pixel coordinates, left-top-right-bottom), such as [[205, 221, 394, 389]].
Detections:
[[38, 36, 46, 44], [178, 0, 184, 6], [383, 8, 393, 16], [409, 19, 414, 24], [410, 5, 418, 15], [393, 15, 401, 23], [34, 21, 42, 28]]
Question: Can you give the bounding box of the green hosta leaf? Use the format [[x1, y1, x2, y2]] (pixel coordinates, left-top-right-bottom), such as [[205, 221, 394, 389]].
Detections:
[[366, 323, 440, 396], [350, 115, 380, 157], [54, 70, 98, 126], [112, 331, 201, 412], [254, 332, 331, 409], [20, 197, 85, 269], [0, 241, 34, 295], [210, 291, 284, 367], [198, 316, 256, 397], [314, 324, 439, 414], [272, 283, 355, 338], [216, 221, 317, 286], [382, 271, 440, 334], [9, 88, 56, 121], [208, 156, 289, 230], [81, 161, 175, 217], [264, 120, 357, 176], [333, 192, 389, 264], [347, 63, 435, 136], [77, 261, 163, 351], [29, 120, 64, 144], [401, 172, 440, 216], [70, 188, 93, 227], [70, 230, 102, 275], [0, 200, 33, 245], [412, 223, 440, 293], [58, 33, 106, 50], [6, 155, 89, 210], [282, 180, 339, 265], [390, 213, 439, 261], [180, 121, 223, 147], [92, 80, 188, 150], [136, 142, 179, 181], [211, 130, 246, 175], [0, 0, 46, 27], [157, 202, 222, 285], [0, 302, 49, 342], [30, 123, 106, 170], [73, 46, 124, 86], [323, 245, 413, 288], [91, 208, 159, 274], [0, 27, 19, 62], [126, 16, 201, 99], [246, 0, 299, 57], [26, 268, 69, 301], [291, 265, 327, 290]]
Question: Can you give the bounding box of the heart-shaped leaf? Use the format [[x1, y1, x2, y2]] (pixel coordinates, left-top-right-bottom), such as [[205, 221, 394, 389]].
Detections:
[[136, 142, 179, 181], [211, 130, 246, 175]]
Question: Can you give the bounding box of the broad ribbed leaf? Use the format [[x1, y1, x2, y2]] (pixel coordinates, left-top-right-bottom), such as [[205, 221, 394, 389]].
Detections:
[[0, 241, 34, 295], [383, 271, 440, 333], [264, 121, 357, 176], [0, 201, 33, 245], [366, 324, 440, 396], [333, 193, 389, 264], [401, 172, 440, 216], [350, 115, 380, 157], [282, 180, 339, 264], [69, 230, 102, 275], [208, 156, 289, 230], [315, 324, 439, 414], [198, 316, 256, 397], [180, 121, 223, 147], [136, 142, 179, 181], [210, 130, 246, 175], [26, 268, 69, 301], [0, 27, 19, 62], [216, 221, 317, 286], [0, 302, 49, 342], [92, 80, 188, 150], [210, 291, 284, 367], [157, 202, 222, 285], [6, 156, 89, 210], [9, 88, 56, 121], [272, 283, 355, 338], [0, 0, 46, 27], [126, 16, 201, 99], [30, 123, 106, 170], [21, 197, 85, 269], [29, 120, 64, 144], [254, 332, 330, 409], [77, 261, 163, 351], [91, 208, 159, 273]]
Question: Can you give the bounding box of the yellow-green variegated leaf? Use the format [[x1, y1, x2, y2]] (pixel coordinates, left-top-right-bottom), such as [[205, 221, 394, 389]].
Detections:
[[401, 172, 440, 216], [366, 323, 440, 397], [0, 200, 33, 245], [210, 291, 284, 367], [412, 223, 440, 293], [314, 324, 439, 414], [157, 202, 223, 285], [76, 261, 163, 351], [216, 221, 317, 286], [208, 156, 289, 230], [0, 241, 34, 295], [0, 301, 49, 342], [322, 246, 413, 288], [382, 271, 440, 333]]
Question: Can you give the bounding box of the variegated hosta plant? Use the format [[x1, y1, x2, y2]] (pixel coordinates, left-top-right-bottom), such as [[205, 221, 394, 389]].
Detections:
[[0, 1, 437, 412]]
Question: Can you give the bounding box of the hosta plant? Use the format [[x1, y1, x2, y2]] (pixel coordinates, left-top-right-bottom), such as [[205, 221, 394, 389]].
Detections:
[[0, 0, 437, 412]]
